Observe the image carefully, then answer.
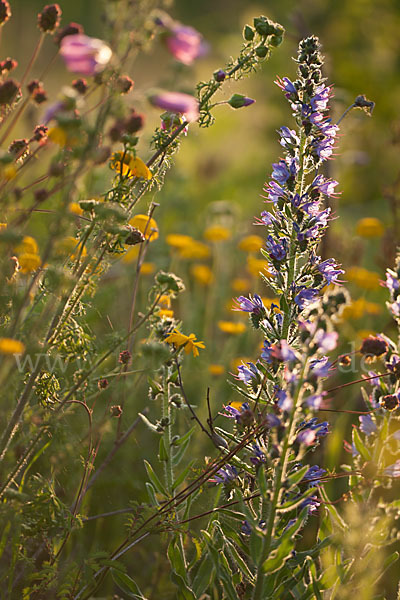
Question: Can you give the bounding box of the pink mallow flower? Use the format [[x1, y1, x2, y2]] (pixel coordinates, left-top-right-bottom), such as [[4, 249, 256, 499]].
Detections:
[[60, 34, 112, 76], [164, 23, 207, 65], [149, 91, 199, 123]]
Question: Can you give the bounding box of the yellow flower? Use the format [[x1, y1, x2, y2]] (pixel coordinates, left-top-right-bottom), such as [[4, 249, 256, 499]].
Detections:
[[18, 253, 41, 273], [48, 126, 68, 147], [230, 400, 244, 410], [218, 321, 246, 335], [355, 217, 384, 238], [190, 264, 213, 286], [0, 337, 25, 355], [158, 294, 171, 309], [341, 298, 382, 320], [56, 236, 87, 260], [231, 278, 251, 293], [159, 309, 174, 318], [129, 214, 158, 242], [0, 165, 17, 181], [261, 297, 280, 310], [15, 236, 38, 256], [164, 329, 205, 357], [110, 152, 152, 180], [356, 329, 376, 340], [365, 301, 382, 315], [68, 202, 84, 216], [0, 223, 7, 231], [178, 240, 211, 260], [347, 266, 381, 290], [238, 235, 264, 253], [140, 262, 155, 275], [247, 256, 271, 278], [203, 225, 231, 242], [122, 246, 140, 264], [208, 364, 224, 376], [166, 234, 194, 249]]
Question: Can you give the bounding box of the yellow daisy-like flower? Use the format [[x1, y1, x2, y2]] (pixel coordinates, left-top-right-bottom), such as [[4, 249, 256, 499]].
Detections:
[[190, 264, 213, 286], [208, 364, 224, 376], [238, 235, 264, 253], [203, 225, 231, 242], [158, 294, 171, 309], [0, 337, 25, 355], [355, 217, 384, 238], [0, 165, 17, 181], [218, 321, 246, 335], [178, 240, 210, 260], [18, 253, 41, 274], [110, 152, 152, 180], [140, 262, 155, 275], [341, 298, 382, 320], [347, 266, 380, 290], [164, 329, 205, 357], [15, 236, 39, 256], [166, 234, 194, 249], [0, 223, 7, 231], [68, 202, 84, 216], [129, 214, 158, 242], [247, 256, 271, 278]]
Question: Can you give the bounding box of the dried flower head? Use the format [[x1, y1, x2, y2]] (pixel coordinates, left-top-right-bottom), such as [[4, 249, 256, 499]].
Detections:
[[119, 350, 131, 365], [0, 79, 20, 105], [0, 57, 17, 72], [71, 78, 88, 94], [37, 4, 62, 33], [0, 0, 11, 26], [360, 336, 388, 358], [116, 75, 134, 94]]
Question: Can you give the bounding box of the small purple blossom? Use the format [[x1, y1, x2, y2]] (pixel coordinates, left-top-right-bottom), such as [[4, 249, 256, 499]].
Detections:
[[304, 465, 326, 483], [300, 495, 320, 513], [310, 84, 332, 112], [250, 443, 266, 466], [359, 414, 377, 436], [294, 288, 319, 309], [223, 402, 250, 422], [163, 22, 207, 65], [383, 460, 400, 478], [210, 464, 238, 483], [296, 429, 316, 446], [264, 413, 281, 428], [235, 294, 265, 314], [311, 175, 339, 197], [314, 329, 338, 352], [384, 270, 400, 294], [317, 258, 344, 285], [266, 235, 287, 261], [305, 393, 324, 410], [271, 160, 291, 184], [236, 362, 259, 384], [276, 388, 293, 411], [275, 76, 297, 96], [310, 356, 332, 378]]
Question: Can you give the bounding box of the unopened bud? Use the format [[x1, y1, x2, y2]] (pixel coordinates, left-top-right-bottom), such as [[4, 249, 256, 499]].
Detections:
[[227, 93, 255, 109], [72, 78, 88, 94], [116, 75, 134, 94], [98, 378, 109, 389], [213, 69, 226, 82], [119, 349, 131, 365], [110, 405, 122, 417]]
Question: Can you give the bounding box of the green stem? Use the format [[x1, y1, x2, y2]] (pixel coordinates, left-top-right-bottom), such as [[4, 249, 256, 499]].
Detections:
[[162, 370, 174, 495]]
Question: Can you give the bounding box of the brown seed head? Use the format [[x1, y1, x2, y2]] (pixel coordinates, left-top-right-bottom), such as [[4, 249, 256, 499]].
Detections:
[[0, 0, 11, 26], [360, 336, 388, 358], [37, 3, 62, 33], [0, 79, 20, 105]]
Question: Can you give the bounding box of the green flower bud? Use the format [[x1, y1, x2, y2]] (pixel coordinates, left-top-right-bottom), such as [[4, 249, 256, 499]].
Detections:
[[269, 34, 283, 47], [227, 93, 255, 109], [243, 25, 254, 41], [253, 16, 276, 37], [255, 45, 268, 58]]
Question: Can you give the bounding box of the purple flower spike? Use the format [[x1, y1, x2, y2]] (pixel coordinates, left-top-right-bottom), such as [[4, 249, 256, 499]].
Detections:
[[149, 91, 199, 122], [60, 34, 112, 76]]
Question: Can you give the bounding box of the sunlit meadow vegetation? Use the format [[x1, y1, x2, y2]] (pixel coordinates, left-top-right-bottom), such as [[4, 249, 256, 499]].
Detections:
[[0, 0, 400, 598]]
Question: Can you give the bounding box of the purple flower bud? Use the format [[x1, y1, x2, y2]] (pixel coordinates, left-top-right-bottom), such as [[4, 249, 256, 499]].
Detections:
[[149, 91, 199, 122], [297, 429, 316, 446], [310, 356, 332, 378], [294, 288, 319, 309], [214, 69, 226, 82], [160, 19, 207, 65], [60, 34, 112, 76], [227, 94, 255, 109]]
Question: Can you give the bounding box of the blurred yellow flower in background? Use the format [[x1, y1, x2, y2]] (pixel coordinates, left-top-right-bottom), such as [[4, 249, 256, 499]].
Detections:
[[0, 223, 7, 231], [0, 165, 17, 181], [18, 253, 41, 273], [231, 278, 251, 292], [48, 126, 68, 147], [247, 256, 271, 278], [203, 225, 231, 242], [208, 364, 224, 376], [15, 236, 38, 256], [355, 217, 384, 238], [218, 321, 246, 334], [231, 356, 252, 370], [129, 215, 158, 241], [341, 298, 382, 320], [166, 234, 193, 249], [122, 246, 140, 264], [56, 236, 87, 260], [0, 337, 25, 355], [140, 262, 155, 275], [190, 264, 213, 286], [347, 266, 381, 290], [178, 240, 210, 260], [238, 235, 264, 253]]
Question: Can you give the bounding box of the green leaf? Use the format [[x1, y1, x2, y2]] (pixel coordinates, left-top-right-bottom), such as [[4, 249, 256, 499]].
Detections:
[[170, 572, 196, 600], [192, 556, 215, 597], [143, 460, 167, 496], [172, 436, 191, 467], [158, 437, 168, 462], [352, 427, 372, 461], [111, 570, 148, 599], [286, 465, 310, 489], [145, 482, 159, 506], [139, 412, 160, 434], [174, 426, 195, 446], [172, 460, 195, 491]]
